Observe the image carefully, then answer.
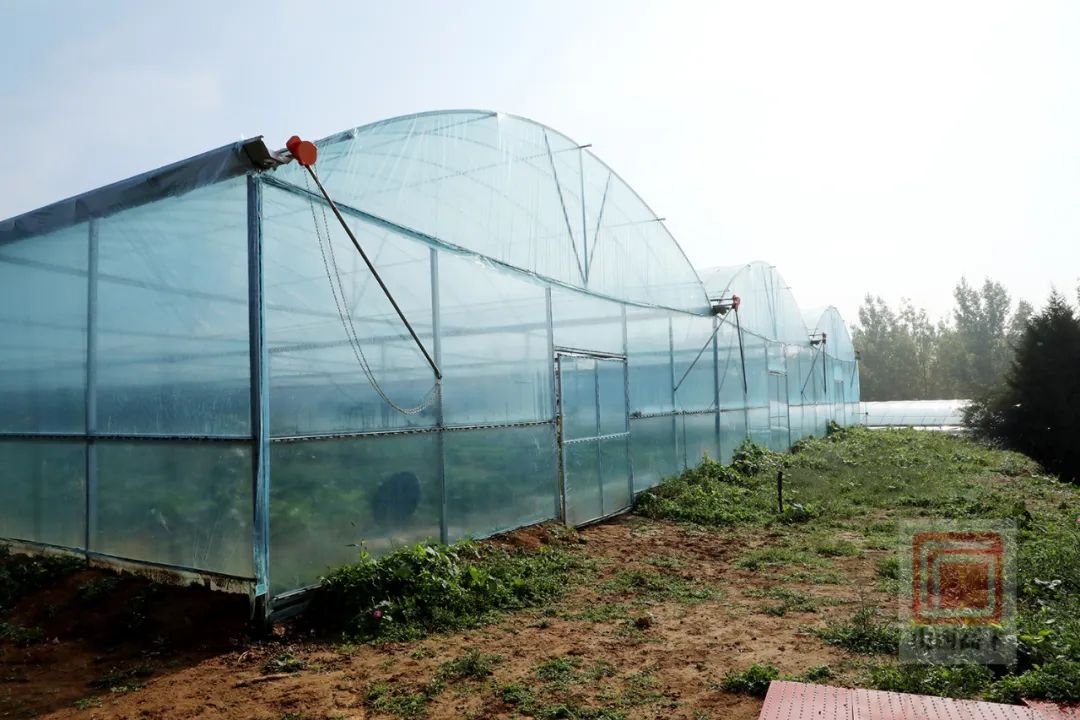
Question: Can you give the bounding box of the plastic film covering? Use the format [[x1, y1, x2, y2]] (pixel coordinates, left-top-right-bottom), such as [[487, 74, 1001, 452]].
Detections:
[[551, 287, 624, 355], [0, 440, 86, 548], [805, 306, 856, 362], [269, 433, 441, 594], [805, 306, 858, 423], [699, 262, 808, 345], [626, 307, 673, 415], [0, 223, 88, 433], [96, 179, 251, 436], [93, 442, 254, 577], [273, 111, 711, 313], [438, 253, 552, 426], [630, 415, 678, 492], [0, 138, 269, 244], [445, 424, 557, 542], [262, 184, 436, 436]]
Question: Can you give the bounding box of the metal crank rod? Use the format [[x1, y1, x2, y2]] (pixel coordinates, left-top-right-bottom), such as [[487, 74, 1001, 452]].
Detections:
[[286, 135, 442, 380]]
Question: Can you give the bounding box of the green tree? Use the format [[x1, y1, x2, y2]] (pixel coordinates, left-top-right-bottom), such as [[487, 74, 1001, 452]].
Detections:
[[853, 279, 1030, 401], [966, 291, 1080, 482], [951, 278, 1013, 395], [853, 296, 923, 400]]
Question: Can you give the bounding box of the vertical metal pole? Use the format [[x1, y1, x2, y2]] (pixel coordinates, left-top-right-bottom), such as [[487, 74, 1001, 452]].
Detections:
[[822, 347, 829, 424], [734, 310, 750, 439], [431, 248, 447, 545], [622, 305, 633, 500], [711, 315, 721, 460], [579, 148, 589, 282], [668, 317, 679, 470], [546, 287, 562, 521], [85, 219, 99, 553], [593, 358, 602, 515], [247, 175, 271, 609], [784, 371, 792, 449]]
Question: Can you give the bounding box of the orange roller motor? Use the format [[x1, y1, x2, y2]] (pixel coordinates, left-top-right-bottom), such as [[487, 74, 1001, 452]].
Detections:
[[286, 135, 318, 167]]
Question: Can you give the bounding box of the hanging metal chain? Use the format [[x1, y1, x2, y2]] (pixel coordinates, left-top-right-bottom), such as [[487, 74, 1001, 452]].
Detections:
[[303, 174, 439, 415]]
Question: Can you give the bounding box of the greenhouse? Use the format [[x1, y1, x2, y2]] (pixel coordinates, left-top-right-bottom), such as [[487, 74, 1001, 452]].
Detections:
[[0, 110, 859, 617]]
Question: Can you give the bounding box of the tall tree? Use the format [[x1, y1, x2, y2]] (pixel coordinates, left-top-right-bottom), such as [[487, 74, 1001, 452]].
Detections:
[[853, 296, 922, 401], [950, 278, 1013, 395], [966, 291, 1080, 482]]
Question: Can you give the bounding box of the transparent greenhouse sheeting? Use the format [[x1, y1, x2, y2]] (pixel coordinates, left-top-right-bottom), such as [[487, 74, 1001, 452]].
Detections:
[[859, 400, 969, 427], [804, 306, 856, 361], [699, 262, 809, 345], [273, 111, 711, 314], [0, 109, 861, 602]]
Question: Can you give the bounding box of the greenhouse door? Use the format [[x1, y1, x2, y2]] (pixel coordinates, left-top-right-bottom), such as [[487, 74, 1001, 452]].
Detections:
[[555, 353, 632, 526], [768, 371, 791, 450]]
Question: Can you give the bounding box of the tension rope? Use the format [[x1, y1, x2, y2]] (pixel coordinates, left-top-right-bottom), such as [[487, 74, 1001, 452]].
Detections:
[[288, 135, 441, 416]]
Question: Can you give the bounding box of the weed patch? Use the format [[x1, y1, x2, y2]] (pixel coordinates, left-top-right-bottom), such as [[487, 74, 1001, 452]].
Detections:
[[366, 680, 439, 719], [987, 661, 1080, 704], [309, 541, 581, 641], [869, 663, 995, 699], [718, 663, 779, 697], [745, 587, 841, 616], [263, 651, 307, 675], [436, 649, 502, 682], [814, 607, 899, 655], [601, 570, 719, 604]]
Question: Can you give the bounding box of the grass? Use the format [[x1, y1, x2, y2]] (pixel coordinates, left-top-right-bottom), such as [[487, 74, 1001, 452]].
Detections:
[[436, 650, 502, 682], [262, 651, 308, 674], [744, 587, 844, 616], [366, 681, 439, 719], [814, 607, 900, 655], [718, 663, 835, 697], [309, 540, 582, 642], [497, 681, 627, 720], [869, 663, 996, 699], [638, 427, 1080, 703], [718, 664, 780, 698], [600, 569, 720, 604], [812, 539, 861, 557]]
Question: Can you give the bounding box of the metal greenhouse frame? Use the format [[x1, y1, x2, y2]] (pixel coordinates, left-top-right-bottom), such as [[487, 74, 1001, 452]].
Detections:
[[0, 110, 859, 620]]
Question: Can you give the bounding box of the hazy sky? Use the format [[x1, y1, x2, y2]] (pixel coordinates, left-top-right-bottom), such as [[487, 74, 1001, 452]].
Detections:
[[2, 0, 1078, 325]]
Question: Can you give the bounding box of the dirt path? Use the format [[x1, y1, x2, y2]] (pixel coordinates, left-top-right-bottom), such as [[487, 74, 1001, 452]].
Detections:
[[3, 516, 894, 720]]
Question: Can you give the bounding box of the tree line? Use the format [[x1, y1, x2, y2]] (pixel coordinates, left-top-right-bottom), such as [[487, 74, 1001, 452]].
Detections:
[[852, 278, 1033, 401], [853, 279, 1080, 481]]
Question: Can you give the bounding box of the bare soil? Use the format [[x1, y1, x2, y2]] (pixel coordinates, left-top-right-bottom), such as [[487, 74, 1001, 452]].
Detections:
[[2, 516, 893, 720]]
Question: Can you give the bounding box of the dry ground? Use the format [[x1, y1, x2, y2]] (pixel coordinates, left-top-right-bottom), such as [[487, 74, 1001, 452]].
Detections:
[[1, 515, 896, 720]]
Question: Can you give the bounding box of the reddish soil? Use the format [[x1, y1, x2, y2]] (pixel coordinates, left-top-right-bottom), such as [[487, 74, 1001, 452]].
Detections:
[[1, 516, 892, 720]]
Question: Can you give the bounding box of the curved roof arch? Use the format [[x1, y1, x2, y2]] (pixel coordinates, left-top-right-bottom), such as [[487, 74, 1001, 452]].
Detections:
[[698, 261, 808, 344], [273, 110, 711, 313], [804, 306, 856, 361]]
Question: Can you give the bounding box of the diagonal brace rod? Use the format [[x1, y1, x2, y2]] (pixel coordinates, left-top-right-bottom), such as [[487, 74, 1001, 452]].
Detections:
[[303, 164, 442, 380]]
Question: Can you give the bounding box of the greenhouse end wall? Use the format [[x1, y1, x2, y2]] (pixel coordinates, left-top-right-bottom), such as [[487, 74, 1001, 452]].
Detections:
[[0, 111, 860, 612]]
